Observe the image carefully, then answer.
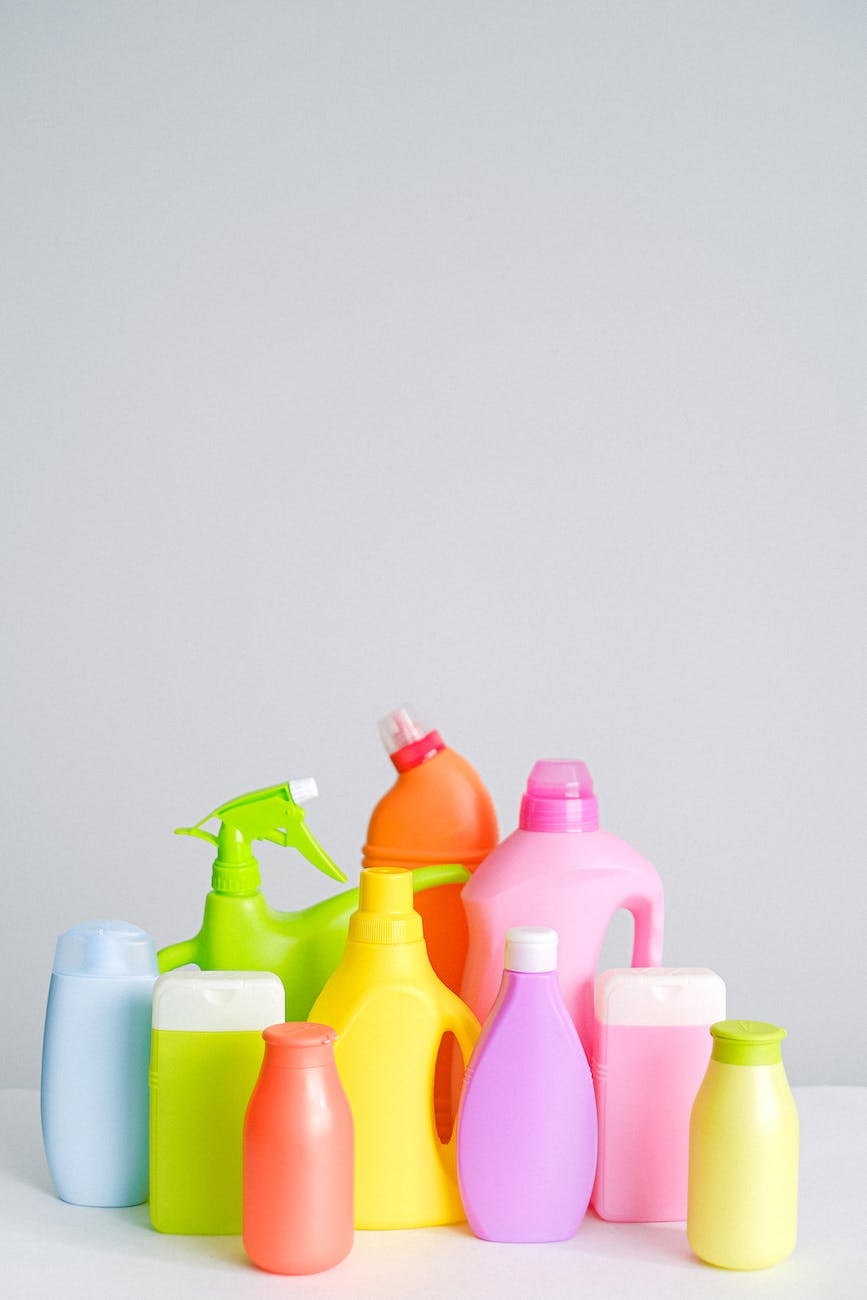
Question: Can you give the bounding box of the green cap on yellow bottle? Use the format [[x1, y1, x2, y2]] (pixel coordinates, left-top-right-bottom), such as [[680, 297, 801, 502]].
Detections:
[[710, 1020, 786, 1066]]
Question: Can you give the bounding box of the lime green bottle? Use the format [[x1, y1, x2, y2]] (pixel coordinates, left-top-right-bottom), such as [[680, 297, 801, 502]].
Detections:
[[159, 780, 467, 1020], [688, 1020, 799, 1270]]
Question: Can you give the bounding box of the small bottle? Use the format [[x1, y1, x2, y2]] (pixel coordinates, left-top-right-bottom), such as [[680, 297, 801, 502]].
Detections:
[[41, 919, 158, 1206], [309, 868, 480, 1229], [149, 969, 285, 1234], [456, 927, 597, 1242], [592, 967, 726, 1222], [244, 1023, 354, 1274], [688, 1020, 799, 1270]]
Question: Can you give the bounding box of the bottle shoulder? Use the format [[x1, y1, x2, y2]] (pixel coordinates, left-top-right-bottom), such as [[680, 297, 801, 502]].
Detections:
[[464, 827, 657, 900]]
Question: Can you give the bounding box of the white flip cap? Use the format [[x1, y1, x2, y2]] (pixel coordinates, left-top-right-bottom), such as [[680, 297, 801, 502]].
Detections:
[[152, 970, 285, 1032], [504, 926, 558, 973], [594, 968, 726, 1027]]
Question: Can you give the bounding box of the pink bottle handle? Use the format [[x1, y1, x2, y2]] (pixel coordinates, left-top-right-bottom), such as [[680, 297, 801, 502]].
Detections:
[[628, 892, 665, 967]]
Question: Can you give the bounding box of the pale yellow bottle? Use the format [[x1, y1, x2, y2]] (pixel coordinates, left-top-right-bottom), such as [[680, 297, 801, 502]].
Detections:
[[309, 867, 480, 1229], [688, 1020, 798, 1270]]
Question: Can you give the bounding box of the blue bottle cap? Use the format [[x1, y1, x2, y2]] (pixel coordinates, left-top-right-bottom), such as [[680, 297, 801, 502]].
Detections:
[[53, 920, 159, 978]]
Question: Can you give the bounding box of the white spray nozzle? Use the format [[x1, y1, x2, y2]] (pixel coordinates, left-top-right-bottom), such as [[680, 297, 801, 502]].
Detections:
[[288, 777, 318, 805]]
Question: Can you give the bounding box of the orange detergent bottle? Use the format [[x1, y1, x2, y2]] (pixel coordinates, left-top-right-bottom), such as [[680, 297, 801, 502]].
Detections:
[[363, 706, 499, 996]]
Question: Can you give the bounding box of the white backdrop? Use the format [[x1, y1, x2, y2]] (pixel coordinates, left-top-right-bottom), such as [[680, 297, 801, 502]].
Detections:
[[3, 1, 865, 1088]]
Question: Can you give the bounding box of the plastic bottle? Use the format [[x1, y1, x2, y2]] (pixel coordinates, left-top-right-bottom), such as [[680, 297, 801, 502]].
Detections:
[[160, 779, 467, 1019], [688, 1020, 799, 1270], [462, 760, 664, 1061], [309, 867, 480, 1229], [592, 967, 726, 1222], [244, 1023, 354, 1274], [149, 969, 285, 1234], [363, 705, 499, 996], [456, 927, 597, 1242], [41, 920, 158, 1207]]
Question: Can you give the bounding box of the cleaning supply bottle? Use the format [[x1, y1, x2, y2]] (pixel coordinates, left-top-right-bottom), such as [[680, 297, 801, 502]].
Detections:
[[244, 1023, 354, 1275], [160, 780, 467, 1020], [461, 760, 664, 1062], [456, 927, 597, 1243], [41, 920, 158, 1207], [363, 705, 499, 996], [149, 969, 285, 1234], [309, 867, 480, 1229], [592, 967, 727, 1222], [688, 1020, 799, 1270]]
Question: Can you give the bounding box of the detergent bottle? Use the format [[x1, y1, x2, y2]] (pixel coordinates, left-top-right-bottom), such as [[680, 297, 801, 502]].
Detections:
[[160, 780, 468, 1020], [309, 867, 480, 1229], [363, 706, 499, 996], [462, 760, 664, 1061]]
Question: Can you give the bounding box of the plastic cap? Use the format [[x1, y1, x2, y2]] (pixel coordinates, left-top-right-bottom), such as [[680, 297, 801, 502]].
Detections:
[[262, 1022, 338, 1067], [52, 920, 159, 979], [288, 777, 318, 805], [349, 867, 423, 944], [710, 1019, 787, 1066], [504, 926, 558, 972], [519, 759, 600, 832], [378, 704, 445, 772], [152, 970, 285, 1031]]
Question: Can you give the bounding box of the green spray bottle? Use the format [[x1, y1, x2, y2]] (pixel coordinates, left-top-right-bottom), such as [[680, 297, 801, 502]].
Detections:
[[158, 780, 467, 1021]]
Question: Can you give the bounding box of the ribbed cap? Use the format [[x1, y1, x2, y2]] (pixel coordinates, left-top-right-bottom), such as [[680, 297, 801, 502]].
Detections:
[[519, 760, 600, 832], [504, 926, 559, 972], [53, 920, 158, 979], [262, 1022, 338, 1068], [348, 867, 424, 944]]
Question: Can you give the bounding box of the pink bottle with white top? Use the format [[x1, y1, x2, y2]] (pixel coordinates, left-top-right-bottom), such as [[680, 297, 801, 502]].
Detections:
[[592, 967, 726, 1222], [461, 760, 664, 1061]]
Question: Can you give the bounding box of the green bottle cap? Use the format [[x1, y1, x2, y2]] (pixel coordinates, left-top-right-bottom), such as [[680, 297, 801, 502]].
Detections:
[[710, 1019, 787, 1066]]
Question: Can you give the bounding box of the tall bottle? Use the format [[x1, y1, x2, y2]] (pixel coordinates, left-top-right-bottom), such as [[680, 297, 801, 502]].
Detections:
[[457, 927, 597, 1242], [462, 760, 664, 1060], [244, 1023, 354, 1275], [688, 1020, 799, 1270], [309, 867, 480, 1229], [363, 705, 499, 996], [41, 920, 158, 1206]]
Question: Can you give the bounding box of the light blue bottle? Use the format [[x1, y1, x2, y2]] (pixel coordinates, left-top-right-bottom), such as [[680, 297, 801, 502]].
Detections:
[[41, 920, 158, 1206]]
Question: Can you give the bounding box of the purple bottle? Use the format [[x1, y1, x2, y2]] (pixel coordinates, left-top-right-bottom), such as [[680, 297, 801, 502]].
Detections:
[[456, 926, 597, 1242]]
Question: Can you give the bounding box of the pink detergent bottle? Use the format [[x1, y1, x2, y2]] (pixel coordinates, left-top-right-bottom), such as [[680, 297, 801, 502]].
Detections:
[[461, 760, 664, 1060], [456, 927, 597, 1242]]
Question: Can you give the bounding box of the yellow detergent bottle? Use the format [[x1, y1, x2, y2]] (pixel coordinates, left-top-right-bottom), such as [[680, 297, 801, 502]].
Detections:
[[309, 868, 480, 1229]]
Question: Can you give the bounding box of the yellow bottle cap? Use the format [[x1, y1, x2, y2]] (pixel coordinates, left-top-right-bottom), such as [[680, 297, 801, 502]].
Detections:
[[349, 868, 424, 945]]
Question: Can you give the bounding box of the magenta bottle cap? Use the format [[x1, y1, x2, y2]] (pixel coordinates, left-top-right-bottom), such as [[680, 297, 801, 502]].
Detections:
[[519, 760, 599, 832]]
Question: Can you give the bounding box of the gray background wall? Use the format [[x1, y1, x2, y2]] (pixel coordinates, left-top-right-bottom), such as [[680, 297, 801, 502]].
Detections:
[[3, 1, 865, 1088]]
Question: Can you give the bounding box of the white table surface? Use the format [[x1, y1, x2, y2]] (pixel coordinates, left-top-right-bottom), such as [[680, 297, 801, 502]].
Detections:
[[2, 1087, 864, 1299]]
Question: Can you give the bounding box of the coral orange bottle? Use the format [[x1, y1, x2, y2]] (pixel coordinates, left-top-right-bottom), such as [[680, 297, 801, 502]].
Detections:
[[243, 1023, 354, 1275], [363, 705, 499, 997]]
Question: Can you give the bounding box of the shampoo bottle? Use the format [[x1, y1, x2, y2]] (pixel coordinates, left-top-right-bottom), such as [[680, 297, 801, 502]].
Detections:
[[41, 920, 158, 1206], [688, 1020, 798, 1269], [309, 867, 480, 1229], [462, 760, 664, 1060], [456, 927, 597, 1242], [149, 969, 284, 1234]]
